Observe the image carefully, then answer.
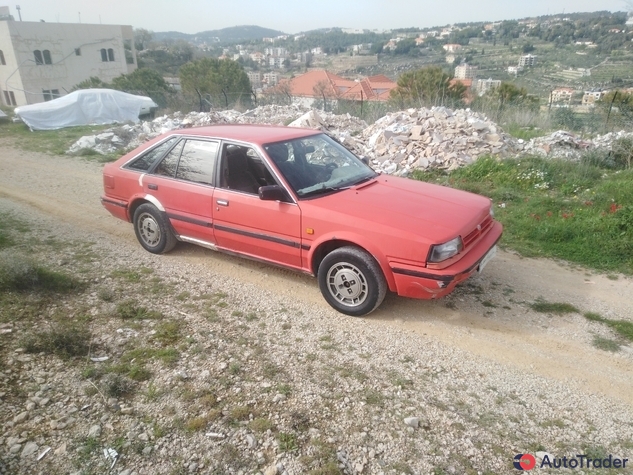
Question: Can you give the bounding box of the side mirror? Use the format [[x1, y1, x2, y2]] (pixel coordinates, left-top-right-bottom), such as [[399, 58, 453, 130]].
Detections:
[[258, 185, 287, 201], [360, 156, 369, 165]]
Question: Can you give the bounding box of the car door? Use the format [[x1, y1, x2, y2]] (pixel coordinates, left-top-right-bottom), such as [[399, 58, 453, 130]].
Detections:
[[144, 138, 219, 245], [212, 142, 302, 269]]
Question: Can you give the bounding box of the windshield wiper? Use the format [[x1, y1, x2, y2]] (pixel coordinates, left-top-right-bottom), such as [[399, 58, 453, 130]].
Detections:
[[297, 184, 349, 198], [351, 173, 378, 187]]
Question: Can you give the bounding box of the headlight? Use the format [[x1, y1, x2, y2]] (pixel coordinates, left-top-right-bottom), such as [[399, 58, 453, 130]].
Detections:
[[428, 237, 463, 263]]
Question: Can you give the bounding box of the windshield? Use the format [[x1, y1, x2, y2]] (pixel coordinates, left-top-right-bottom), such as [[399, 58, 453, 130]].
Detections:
[[263, 133, 377, 198]]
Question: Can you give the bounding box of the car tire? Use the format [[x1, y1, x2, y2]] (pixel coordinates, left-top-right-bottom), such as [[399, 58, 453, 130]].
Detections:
[[318, 246, 387, 317], [133, 203, 177, 254]]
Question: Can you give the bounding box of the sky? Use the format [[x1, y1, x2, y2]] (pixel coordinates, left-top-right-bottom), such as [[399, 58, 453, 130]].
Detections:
[[7, 0, 630, 34]]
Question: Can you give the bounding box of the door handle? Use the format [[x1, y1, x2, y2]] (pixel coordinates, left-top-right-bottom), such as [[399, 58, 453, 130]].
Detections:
[[216, 199, 229, 207], [148, 183, 158, 190]]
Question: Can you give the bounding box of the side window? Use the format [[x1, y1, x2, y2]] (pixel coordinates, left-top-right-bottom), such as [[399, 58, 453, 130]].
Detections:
[[220, 144, 274, 194], [176, 140, 218, 186], [154, 140, 184, 177], [125, 137, 178, 171]]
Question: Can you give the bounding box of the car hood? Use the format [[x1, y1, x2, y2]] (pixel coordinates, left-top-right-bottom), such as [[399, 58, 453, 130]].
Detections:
[[301, 175, 491, 244]]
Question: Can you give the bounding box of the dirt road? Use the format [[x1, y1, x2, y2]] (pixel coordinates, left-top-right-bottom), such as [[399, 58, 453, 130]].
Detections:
[[1, 143, 632, 407]]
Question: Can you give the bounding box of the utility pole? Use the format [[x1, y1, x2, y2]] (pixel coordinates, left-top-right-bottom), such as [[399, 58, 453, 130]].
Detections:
[[15, 5, 21, 21]]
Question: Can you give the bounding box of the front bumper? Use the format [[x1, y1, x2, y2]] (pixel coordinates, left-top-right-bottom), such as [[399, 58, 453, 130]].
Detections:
[[389, 221, 503, 299]]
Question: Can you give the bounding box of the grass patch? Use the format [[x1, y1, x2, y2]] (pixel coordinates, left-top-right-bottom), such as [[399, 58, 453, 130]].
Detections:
[[592, 336, 621, 352], [530, 300, 579, 315], [115, 299, 163, 320], [153, 320, 181, 344], [584, 312, 633, 342], [412, 155, 633, 275], [1, 121, 113, 156], [121, 347, 180, 365], [21, 321, 91, 358], [250, 417, 275, 433], [0, 252, 84, 292], [278, 432, 298, 452], [101, 373, 136, 397]]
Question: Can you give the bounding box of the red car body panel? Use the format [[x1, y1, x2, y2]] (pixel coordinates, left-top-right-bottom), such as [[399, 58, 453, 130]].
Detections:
[[101, 124, 502, 303]]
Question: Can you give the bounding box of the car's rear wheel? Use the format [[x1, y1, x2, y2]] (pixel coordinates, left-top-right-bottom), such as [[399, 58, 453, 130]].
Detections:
[[318, 246, 387, 317], [133, 203, 177, 254]]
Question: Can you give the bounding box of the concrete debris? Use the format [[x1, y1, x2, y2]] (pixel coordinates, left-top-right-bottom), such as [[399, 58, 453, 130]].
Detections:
[[339, 106, 517, 176], [67, 105, 632, 174]]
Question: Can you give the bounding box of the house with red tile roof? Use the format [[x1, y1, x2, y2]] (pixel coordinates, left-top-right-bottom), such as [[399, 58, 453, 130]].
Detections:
[[269, 69, 397, 108]]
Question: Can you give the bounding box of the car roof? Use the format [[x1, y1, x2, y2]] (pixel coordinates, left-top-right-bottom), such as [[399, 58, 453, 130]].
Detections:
[[166, 124, 322, 145]]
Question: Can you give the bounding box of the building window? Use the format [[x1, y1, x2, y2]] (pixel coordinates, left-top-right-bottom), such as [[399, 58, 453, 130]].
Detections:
[[42, 49, 52, 64], [43, 89, 60, 101], [101, 48, 115, 62], [3, 90, 16, 106], [34, 50, 43, 65], [0, 50, 5, 65], [75, 48, 81, 56]]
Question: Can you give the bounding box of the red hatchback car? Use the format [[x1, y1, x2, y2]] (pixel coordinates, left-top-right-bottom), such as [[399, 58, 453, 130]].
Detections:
[[101, 124, 502, 316]]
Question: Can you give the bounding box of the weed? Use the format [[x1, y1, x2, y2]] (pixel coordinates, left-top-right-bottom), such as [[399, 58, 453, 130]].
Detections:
[[278, 432, 298, 452], [281, 322, 292, 330], [77, 436, 100, 461], [263, 362, 282, 378], [185, 417, 209, 432], [101, 373, 135, 397], [530, 300, 579, 315], [153, 320, 181, 344], [229, 405, 251, 422], [482, 300, 497, 308], [115, 300, 163, 320], [363, 389, 385, 406], [592, 336, 621, 352], [277, 383, 292, 395], [584, 312, 633, 342], [146, 383, 162, 401], [229, 362, 242, 375], [21, 321, 91, 358], [0, 252, 84, 292], [97, 288, 116, 302], [176, 291, 191, 301], [110, 268, 144, 282], [250, 417, 275, 433]]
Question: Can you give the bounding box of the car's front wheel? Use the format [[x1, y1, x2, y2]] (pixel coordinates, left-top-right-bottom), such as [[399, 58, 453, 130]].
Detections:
[[318, 246, 387, 317], [133, 203, 177, 254]]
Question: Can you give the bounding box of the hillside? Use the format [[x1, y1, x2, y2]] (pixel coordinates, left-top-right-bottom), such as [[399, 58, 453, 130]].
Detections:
[[153, 25, 286, 44]]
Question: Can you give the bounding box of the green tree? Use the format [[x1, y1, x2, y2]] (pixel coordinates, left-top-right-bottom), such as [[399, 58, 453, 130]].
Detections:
[[179, 58, 252, 111], [134, 28, 154, 51], [389, 66, 465, 108], [111, 68, 173, 107], [71, 76, 108, 91]]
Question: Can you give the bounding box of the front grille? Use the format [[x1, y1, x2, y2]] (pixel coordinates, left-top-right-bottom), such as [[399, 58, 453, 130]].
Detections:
[[462, 215, 493, 249]]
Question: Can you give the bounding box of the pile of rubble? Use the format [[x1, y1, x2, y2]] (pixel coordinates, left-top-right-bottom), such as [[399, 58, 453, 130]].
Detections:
[[66, 105, 633, 175], [335, 107, 517, 175], [67, 105, 368, 156]]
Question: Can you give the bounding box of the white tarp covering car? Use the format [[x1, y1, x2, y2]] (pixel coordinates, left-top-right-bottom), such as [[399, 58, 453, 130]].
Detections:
[[14, 89, 158, 131]]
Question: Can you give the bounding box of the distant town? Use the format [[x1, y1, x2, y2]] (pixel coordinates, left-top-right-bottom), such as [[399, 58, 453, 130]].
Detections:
[[1, 6, 631, 122]]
